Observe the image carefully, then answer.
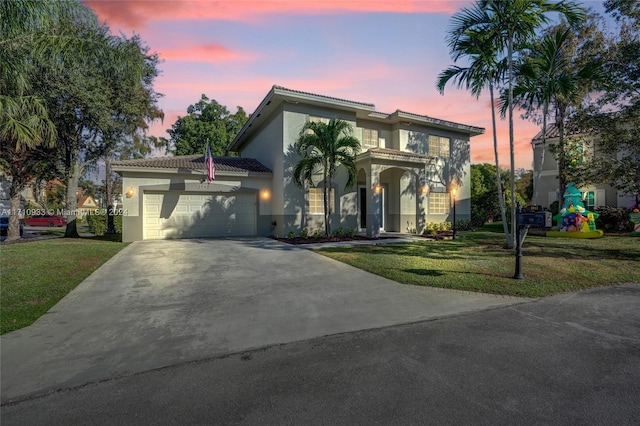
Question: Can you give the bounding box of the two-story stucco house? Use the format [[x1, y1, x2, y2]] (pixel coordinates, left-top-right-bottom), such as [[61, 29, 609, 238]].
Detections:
[[113, 86, 484, 242], [532, 124, 636, 210]]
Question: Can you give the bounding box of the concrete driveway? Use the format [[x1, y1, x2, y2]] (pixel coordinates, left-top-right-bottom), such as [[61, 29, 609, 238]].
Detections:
[[1, 238, 529, 403]]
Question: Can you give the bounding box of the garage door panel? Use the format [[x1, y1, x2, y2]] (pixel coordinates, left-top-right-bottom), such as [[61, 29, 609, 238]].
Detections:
[[143, 192, 256, 240]]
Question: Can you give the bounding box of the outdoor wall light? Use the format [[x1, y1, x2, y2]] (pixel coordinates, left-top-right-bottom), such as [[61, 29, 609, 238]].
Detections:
[[261, 189, 270, 200], [125, 187, 135, 198], [420, 185, 430, 195], [374, 184, 382, 194]]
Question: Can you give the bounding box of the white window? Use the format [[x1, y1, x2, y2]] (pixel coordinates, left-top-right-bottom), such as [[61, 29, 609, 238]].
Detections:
[[309, 188, 335, 215], [362, 128, 379, 147], [428, 192, 450, 214], [309, 116, 329, 124], [306, 116, 330, 135], [582, 191, 595, 211], [428, 135, 450, 158]]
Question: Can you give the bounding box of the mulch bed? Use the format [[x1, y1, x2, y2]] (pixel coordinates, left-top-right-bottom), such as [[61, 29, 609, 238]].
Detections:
[[274, 235, 393, 245]]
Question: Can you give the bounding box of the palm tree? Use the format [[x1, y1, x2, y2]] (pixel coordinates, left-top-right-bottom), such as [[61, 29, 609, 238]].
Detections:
[[510, 25, 602, 202], [438, 5, 512, 247], [448, 0, 585, 246], [293, 118, 361, 236], [510, 28, 575, 204]]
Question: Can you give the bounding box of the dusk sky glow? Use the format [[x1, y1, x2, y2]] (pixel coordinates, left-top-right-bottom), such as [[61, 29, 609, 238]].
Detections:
[[84, 0, 608, 169]]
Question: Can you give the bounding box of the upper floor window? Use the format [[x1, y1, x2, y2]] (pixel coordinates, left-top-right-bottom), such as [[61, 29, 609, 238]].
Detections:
[[309, 116, 330, 125], [362, 128, 379, 147], [306, 116, 330, 135], [428, 135, 450, 158]]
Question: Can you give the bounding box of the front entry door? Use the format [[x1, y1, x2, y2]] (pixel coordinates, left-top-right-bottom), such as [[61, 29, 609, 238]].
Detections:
[[359, 186, 385, 230]]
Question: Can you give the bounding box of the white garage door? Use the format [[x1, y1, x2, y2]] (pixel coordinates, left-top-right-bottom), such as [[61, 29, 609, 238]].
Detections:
[[143, 192, 256, 240]]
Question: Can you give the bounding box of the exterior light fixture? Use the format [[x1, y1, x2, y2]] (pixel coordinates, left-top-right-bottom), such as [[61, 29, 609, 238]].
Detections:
[[420, 185, 430, 195], [125, 187, 135, 198], [261, 189, 270, 200], [374, 184, 382, 194]]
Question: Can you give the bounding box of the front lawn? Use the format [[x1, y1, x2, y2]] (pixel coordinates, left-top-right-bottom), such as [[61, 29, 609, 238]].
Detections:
[[316, 231, 640, 297], [1, 237, 128, 334]]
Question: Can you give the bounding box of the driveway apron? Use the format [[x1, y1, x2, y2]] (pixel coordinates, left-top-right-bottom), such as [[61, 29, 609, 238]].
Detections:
[[1, 238, 530, 402]]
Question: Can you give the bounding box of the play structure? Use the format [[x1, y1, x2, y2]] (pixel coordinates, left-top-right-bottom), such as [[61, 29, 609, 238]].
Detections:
[[546, 182, 604, 239]]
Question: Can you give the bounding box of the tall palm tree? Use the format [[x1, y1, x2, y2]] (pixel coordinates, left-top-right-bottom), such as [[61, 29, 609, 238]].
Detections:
[[510, 28, 575, 204], [438, 7, 512, 247], [293, 118, 361, 236], [448, 0, 584, 246], [510, 25, 602, 202]]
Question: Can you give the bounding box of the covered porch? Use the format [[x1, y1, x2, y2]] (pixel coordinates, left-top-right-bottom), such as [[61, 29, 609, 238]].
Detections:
[[356, 148, 439, 238]]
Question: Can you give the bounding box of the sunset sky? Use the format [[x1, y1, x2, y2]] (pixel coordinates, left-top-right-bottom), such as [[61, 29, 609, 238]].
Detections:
[[84, 0, 608, 170]]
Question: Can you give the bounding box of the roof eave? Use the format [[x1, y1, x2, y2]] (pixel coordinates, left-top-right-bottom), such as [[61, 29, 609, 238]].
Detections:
[[113, 166, 272, 177], [229, 85, 378, 152]]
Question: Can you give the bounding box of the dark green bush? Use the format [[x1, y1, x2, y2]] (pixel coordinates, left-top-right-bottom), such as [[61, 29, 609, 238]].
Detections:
[[456, 219, 473, 231], [471, 206, 487, 228], [86, 213, 122, 235], [595, 206, 631, 232]]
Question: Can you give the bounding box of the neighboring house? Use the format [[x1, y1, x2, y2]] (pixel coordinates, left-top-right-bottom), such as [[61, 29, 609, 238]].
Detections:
[[77, 194, 100, 217], [114, 85, 484, 242], [532, 124, 635, 209]]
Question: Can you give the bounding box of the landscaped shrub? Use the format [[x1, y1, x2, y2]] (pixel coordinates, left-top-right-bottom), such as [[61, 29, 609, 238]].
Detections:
[[299, 228, 309, 239], [286, 231, 296, 239], [86, 213, 122, 235], [456, 219, 473, 231], [332, 226, 344, 237], [312, 229, 324, 238], [422, 222, 452, 235], [471, 206, 487, 228], [595, 206, 631, 232], [86, 214, 106, 235]]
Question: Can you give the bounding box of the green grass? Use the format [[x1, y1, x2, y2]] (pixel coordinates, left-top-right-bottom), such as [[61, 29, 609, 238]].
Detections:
[[1, 237, 128, 334], [316, 231, 640, 297]]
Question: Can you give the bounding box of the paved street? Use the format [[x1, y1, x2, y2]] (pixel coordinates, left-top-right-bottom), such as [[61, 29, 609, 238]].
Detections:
[[2, 284, 639, 425]]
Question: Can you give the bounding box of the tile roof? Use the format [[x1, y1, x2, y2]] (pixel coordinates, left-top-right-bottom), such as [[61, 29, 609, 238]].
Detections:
[[365, 147, 434, 160], [272, 85, 375, 108], [532, 123, 584, 141], [112, 155, 272, 174]]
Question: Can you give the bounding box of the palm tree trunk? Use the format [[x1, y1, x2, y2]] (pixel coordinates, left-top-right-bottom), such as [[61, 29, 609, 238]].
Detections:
[[323, 166, 330, 237], [533, 103, 549, 205], [508, 33, 517, 248], [490, 83, 512, 248], [556, 107, 567, 198], [7, 181, 25, 241]]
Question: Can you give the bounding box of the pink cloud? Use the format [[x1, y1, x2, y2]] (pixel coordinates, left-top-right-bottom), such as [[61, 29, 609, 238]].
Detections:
[[85, 1, 464, 30], [160, 44, 255, 63]]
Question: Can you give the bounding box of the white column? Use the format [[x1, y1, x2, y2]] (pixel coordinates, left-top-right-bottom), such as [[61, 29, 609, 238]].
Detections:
[[366, 165, 381, 238]]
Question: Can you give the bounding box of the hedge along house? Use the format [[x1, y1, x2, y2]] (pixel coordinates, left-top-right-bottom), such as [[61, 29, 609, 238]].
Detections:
[[114, 86, 484, 242]]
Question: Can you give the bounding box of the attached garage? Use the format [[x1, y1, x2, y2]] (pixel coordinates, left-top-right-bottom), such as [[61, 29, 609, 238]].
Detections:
[[112, 155, 272, 242], [143, 192, 257, 240]]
